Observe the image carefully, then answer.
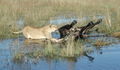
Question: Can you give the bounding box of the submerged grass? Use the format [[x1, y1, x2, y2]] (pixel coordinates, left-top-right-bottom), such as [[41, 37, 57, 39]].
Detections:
[[0, 0, 120, 38], [13, 39, 93, 63]]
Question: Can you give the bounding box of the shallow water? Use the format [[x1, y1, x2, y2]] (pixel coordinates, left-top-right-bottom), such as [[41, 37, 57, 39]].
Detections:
[[0, 16, 120, 70], [0, 37, 120, 70], [50, 15, 104, 24]]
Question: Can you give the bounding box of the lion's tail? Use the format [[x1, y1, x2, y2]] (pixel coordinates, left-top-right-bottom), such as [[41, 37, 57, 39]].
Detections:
[[13, 31, 22, 34]]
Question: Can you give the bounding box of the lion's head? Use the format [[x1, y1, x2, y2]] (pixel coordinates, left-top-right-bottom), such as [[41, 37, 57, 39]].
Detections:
[[48, 24, 58, 32]]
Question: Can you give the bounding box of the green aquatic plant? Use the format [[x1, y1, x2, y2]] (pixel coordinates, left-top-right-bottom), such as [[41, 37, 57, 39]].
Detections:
[[26, 51, 43, 59], [14, 39, 93, 60], [13, 53, 25, 63]]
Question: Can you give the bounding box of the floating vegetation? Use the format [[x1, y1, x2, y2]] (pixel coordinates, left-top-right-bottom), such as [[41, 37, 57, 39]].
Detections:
[[112, 32, 120, 38], [93, 40, 111, 47], [13, 53, 25, 63]]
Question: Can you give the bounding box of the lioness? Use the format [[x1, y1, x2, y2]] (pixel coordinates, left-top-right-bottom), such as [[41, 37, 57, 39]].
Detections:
[[13, 24, 61, 42]]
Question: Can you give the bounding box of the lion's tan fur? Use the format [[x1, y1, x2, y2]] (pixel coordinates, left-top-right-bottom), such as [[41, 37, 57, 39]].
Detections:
[[13, 24, 62, 42]]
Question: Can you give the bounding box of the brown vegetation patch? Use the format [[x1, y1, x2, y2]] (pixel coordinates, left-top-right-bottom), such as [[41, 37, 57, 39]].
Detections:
[[112, 32, 120, 38], [93, 40, 111, 47]]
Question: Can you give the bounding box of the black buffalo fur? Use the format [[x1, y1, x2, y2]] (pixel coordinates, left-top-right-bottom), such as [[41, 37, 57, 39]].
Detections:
[[58, 20, 77, 38], [75, 19, 102, 40]]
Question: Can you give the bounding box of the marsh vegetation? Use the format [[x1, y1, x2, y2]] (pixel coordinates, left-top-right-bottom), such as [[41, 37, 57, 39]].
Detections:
[[0, 0, 120, 38], [0, 0, 120, 70]]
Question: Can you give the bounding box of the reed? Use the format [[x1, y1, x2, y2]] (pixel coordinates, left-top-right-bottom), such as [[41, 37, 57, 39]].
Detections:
[[0, 0, 120, 39]]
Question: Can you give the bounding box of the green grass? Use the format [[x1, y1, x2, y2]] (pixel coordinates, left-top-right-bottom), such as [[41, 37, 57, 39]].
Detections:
[[0, 0, 120, 38], [13, 40, 93, 63], [1, 0, 120, 61]]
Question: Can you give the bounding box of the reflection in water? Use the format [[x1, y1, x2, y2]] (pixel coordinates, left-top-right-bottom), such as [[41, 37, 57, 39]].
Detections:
[[1, 16, 120, 70], [67, 60, 75, 70], [47, 58, 52, 70], [43, 57, 77, 70], [84, 53, 94, 62], [10, 62, 31, 70], [0, 34, 120, 70], [66, 57, 77, 70]]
